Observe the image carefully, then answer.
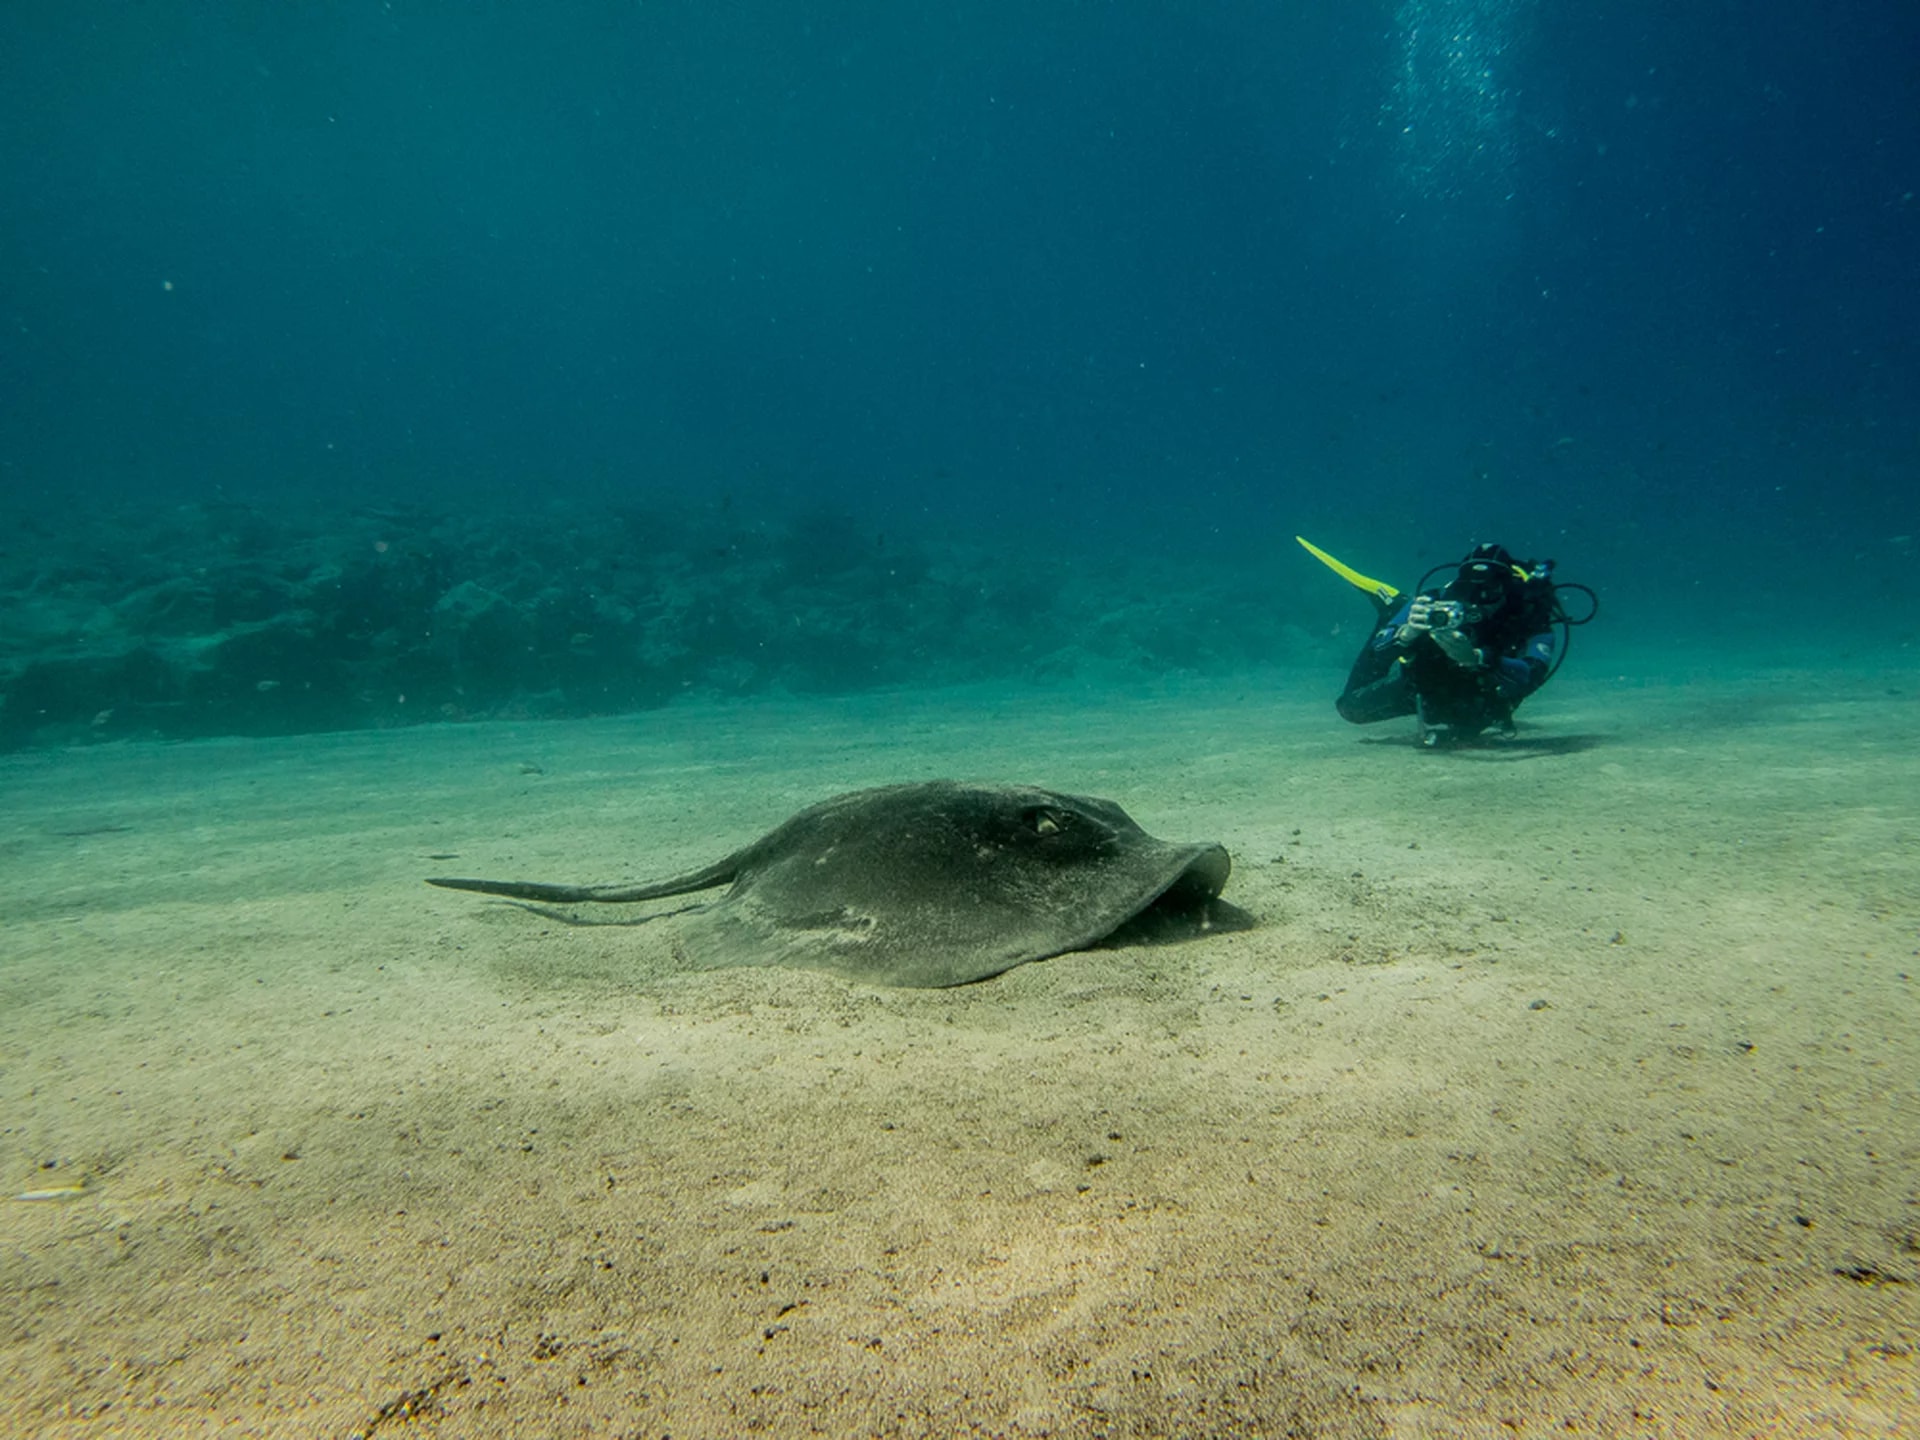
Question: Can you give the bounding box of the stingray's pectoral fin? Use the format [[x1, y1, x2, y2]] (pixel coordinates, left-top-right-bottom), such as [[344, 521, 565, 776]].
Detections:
[[1095, 844, 1246, 950]]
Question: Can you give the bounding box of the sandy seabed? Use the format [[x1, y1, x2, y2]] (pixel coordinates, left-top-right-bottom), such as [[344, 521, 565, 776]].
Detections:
[[2, 658, 1915, 1439]]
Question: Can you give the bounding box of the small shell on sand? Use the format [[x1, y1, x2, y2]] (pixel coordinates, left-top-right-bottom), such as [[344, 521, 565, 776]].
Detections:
[[12, 1183, 88, 1202]]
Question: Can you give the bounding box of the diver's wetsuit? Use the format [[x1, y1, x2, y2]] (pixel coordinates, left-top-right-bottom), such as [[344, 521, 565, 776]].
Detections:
[[1337, 572, 1557, 738]]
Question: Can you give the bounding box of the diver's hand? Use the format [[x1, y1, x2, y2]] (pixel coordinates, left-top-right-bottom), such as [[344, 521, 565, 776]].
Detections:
[[1396, 596, 1439, 645], [1430, 627, 1483, 668]]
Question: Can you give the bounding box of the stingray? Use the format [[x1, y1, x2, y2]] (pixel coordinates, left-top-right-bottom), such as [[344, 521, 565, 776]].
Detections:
[[426, 780, 1237, 987]]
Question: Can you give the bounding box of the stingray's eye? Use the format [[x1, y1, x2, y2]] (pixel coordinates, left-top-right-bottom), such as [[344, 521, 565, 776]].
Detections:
[[1024, 807, 1068, 836]]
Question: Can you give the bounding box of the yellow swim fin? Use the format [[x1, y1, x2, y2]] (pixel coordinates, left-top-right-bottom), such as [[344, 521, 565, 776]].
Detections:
[[1295, 536, 1401, 612]]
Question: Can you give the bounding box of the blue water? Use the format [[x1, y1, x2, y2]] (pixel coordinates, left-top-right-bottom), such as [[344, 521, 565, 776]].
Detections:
[[1, 2, 1914, 741]]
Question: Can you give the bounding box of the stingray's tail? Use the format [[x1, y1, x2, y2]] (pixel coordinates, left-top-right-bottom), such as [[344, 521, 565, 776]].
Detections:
[[426, 857, 738, 904]]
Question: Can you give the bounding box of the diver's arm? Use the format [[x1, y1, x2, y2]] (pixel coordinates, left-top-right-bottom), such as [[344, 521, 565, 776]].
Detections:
[[1371, 599, 1416, 651], [1489, 630, 1556, 699]]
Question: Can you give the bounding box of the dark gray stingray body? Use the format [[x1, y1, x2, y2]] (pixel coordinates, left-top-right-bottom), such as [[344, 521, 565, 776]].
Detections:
[[427, 781, 1234, 986]]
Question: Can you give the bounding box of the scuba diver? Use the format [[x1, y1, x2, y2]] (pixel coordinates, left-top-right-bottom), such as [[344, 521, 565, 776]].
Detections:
[[1298, 537, 1597, 748]]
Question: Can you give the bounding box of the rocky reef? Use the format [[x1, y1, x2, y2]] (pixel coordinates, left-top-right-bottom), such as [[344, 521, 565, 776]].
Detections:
[[0, 495, 1318, 749]]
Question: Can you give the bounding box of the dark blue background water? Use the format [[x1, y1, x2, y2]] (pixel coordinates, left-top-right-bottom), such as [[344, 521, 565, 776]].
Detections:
[[4, 2, 1915, 644]]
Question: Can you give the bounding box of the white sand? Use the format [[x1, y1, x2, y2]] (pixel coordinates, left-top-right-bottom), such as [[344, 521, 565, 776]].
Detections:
[[3, 660, 1916, 1437]]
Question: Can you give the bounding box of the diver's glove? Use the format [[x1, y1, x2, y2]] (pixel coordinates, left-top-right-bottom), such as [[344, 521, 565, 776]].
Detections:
[[1396, 595, 1440, 645], [1430, 627, 1484, 668]]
